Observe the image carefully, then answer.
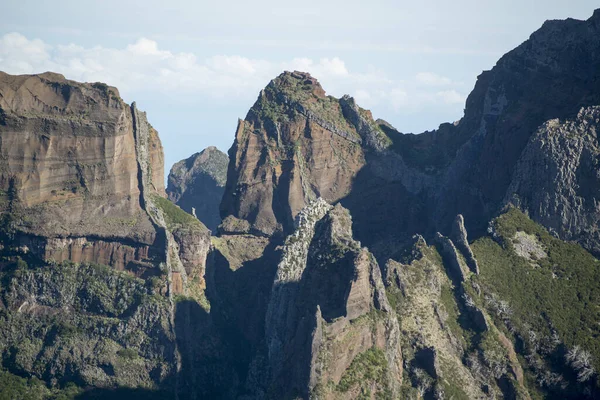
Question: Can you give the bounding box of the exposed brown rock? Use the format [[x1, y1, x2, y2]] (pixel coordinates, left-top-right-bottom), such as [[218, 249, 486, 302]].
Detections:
[[220, 72, 369, 236], [0, 71, 171, 282], [0, 72, 163, 245], [17, 235, 153, 274]]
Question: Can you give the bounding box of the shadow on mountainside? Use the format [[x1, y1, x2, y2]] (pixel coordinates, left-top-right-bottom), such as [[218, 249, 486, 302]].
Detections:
[[338, 159, 432, 263], [75, 387, 173, 400], [74, 298, 240, 400], [205, 240, 282, 388]]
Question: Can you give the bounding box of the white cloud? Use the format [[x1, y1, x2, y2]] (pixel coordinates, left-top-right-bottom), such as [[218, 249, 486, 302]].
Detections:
[[126, 38, 169, 57], [390, 88, 410, 109], [0, 32, 466, 120], [319, 57, 348, 76], [415, 72, 453, 86], [436, 90, 464, 104]]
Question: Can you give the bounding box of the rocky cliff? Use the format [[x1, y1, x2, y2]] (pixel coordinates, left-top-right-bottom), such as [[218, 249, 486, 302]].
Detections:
[[208, 8, 600, 400], [167, 146, 228, 233], [0, 72, 163, 271], [434, 9, 600, 243], [506, 106, 600, 256], [263, 200, 402, 399], [220, 10, 600, 258], [0, 72, 214, 397], [2, 7, 600, 400], [220, 71, 379, 237]]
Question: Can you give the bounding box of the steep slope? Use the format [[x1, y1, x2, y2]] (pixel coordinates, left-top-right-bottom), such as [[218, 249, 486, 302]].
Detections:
[[167, 146, 228, 233], [385, 236, 529, 399], [0, 72, 216, 397], [506, 106, 600, 256], [0, 72, 163, 271], [470, 208, 600, 399], [262, 200, 402, 399], [220, 71, 389, 237], [434, 9, 600, 241], [219, 71, 433, 259], [219, 10, 600, 258], [1, 8, 600, 400]]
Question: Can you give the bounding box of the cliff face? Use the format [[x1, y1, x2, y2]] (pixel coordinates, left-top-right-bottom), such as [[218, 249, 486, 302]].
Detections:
[[434, 9, 600, 239], [2, 7, 600, 400], [256, 200, 402, 398], [220, 9, 600, 258], [167, 146, 228, 233], [506, 106, 600, 256], [0, 72, 165, 272], [220, 72, 376, 236], [0, 72, 215, 396], [206, 9, 600, 400]]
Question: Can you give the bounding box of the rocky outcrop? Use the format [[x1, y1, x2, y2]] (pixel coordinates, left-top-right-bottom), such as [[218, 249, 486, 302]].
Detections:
[[0, 72, 214, 397], [506, 106, 600, 256], [220, 71, 370, 236], [0, 72, 164, 271], [16, 235, 154, 274], [0, 71, 212, 292], [434, 9, 600, 238], [218, 10, 600, 257], [385, 238, 527, 399], [168, 146, 228, 233], [434, 232, 468, 283], [263, 200, 402, 399], [450, 214, 480, 274], [1, 8, 600, 400]]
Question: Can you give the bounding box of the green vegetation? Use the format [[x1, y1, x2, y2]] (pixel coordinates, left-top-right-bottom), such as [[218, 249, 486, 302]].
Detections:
[[117, 348, 138, 360], [472, 208, 600, 372], [0, 369, 81, 400], [151, 194, 208, 232], [337, 347, 392, 399], [440, 282, 475, 349], [255, 73, 362, 142]]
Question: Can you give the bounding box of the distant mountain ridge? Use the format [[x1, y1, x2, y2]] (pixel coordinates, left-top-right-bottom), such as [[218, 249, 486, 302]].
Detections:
[[167, 146, 228, 232]]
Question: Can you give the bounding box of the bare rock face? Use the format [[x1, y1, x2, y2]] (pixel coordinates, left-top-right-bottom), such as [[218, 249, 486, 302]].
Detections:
[[450, 214, 480, 274], [434, 232, 468, 283], [168, 146, 228, 233], [0, 72, 218, 396], [0, 72, 165, 270], [506, 106, 600, 256], [263, 200, 402, 399], [220, 71, 372, 236], [434, 9, 600, 238]]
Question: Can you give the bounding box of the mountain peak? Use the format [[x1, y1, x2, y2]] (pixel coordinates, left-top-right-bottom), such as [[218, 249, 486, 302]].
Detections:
[[271, 70, 325, 96]]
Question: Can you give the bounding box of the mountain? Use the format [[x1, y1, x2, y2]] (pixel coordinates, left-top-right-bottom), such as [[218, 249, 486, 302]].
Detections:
[[1, 8, 600, 400], [167, 146, 228, 233], [219, 71, 383, 237], [220, 9, 600, 262], [0, 72, 216, 396]]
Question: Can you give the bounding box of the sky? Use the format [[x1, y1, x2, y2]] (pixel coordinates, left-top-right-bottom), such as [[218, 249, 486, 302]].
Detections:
[[0, 1, 598, 172]]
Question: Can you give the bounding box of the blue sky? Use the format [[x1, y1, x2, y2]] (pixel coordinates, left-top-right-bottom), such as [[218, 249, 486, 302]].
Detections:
[[1, 1, 598, 171]]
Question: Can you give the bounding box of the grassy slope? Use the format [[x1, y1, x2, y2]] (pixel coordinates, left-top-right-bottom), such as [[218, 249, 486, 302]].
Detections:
[[471, 208, 600, 387]]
